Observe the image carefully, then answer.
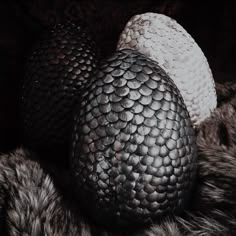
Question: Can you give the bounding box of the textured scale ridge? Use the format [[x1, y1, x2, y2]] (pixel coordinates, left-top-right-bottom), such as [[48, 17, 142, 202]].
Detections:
[[117, 13, 217, 126], [71, 49, 197, 227], [20, 21, 98, 149]]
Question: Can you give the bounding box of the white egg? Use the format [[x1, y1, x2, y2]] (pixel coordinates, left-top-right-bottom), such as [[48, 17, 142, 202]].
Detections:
[[117, 13, 217, 126]]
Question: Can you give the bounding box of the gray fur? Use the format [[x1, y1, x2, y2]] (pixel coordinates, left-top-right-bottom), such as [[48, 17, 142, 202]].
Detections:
[[0, 149, 90, 236]]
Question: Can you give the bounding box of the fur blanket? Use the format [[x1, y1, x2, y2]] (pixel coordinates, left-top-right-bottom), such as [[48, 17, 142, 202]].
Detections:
[[0, 82, 235, 235]]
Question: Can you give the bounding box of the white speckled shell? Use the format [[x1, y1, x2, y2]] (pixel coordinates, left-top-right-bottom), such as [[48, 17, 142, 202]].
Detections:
[[117, 13, 217, 126]]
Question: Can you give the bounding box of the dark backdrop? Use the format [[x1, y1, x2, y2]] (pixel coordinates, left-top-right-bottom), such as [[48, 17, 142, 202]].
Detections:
[[0, 0, 235, 151]]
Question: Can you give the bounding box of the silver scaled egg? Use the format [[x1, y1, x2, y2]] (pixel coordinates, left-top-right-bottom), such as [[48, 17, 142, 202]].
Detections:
[[71, 49, 197, 227]]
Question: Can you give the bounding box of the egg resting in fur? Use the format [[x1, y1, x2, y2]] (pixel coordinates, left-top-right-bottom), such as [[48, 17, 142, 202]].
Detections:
[[71, 49, 197, 227]]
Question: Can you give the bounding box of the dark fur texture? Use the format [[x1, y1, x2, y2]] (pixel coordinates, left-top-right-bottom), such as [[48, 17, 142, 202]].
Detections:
[[0, 82, 235, 235]]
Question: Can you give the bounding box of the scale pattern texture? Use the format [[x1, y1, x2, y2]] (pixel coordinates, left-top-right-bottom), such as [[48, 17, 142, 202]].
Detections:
[[118, 13, 217, 126], [71, 49, 197, 226], [20, 21, 98, 149]]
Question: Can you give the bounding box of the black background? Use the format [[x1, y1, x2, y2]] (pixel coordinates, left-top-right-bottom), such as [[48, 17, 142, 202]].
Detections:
[[0, 0, 235, 152]]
